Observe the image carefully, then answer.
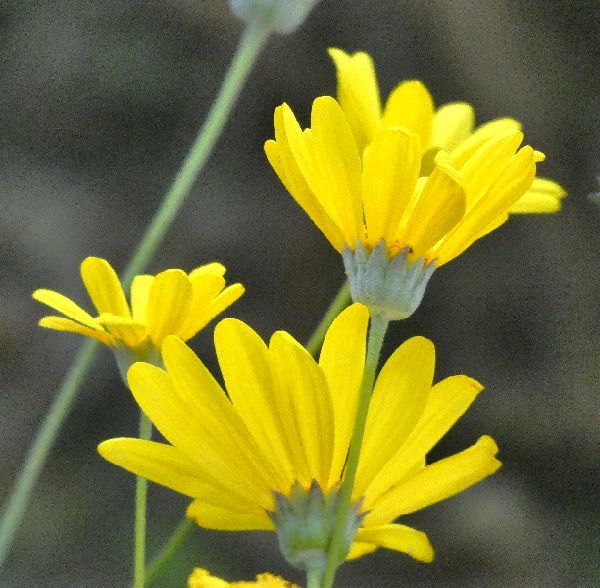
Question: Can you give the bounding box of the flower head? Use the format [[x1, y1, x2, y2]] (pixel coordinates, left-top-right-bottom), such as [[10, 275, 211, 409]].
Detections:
[[328, 47, 566, 213], [99, 304, 500, 568], [265, 93, 546, 318], [33, 257, 244, 366], [188, 568, 298, 588]]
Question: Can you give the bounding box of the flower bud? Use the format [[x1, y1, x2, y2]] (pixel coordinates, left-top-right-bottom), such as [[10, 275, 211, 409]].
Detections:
[[229, 0, 321, 33]]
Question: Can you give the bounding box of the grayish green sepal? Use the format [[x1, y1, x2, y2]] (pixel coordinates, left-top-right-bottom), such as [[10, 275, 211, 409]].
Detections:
[[270, 481, 363, 581], [343, 240, 436, 321], [113, 344, 163, 388], [229, 0, 321, 33]]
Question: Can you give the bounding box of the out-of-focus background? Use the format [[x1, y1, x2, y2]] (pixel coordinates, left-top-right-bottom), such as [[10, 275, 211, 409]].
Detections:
[[1, 0, 598, 586]]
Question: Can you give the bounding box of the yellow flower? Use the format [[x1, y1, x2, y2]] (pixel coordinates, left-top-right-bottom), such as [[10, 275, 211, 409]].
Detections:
[[327, 47, 566, 214], [33, 257, 244, 359], [99, 304, 500, 568], [265, 92, 547, 318], [188, 568, 298, 587]]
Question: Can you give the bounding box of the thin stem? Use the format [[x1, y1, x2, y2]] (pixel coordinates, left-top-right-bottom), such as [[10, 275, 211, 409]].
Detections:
[[121, 20, 271, 288], [322, 315, 389, 588], [305, 282, 351, 357], [0, 22, 271, 571], [0, 340, 98, 567], [306, 565, 324, 588], [144, 518, 195, 586], [134, 413, 153, 588]]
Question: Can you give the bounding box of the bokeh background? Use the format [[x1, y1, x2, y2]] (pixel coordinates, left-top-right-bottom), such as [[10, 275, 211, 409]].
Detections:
[[1, 0, 598, 586]]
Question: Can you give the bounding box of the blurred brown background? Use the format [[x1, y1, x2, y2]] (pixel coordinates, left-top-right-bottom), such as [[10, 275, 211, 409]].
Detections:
[[1, 0, 598, 586]]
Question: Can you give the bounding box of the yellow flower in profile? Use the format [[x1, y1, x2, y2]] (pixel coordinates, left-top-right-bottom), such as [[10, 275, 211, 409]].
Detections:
[[265, 94, 544, 318], [99, 304, 500, 574], [33, 257, 244, 369], [188, 568, 298, 588], [328, 47, 566, 214]]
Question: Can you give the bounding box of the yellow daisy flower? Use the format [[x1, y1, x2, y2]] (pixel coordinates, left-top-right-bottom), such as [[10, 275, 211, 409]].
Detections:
[[99, 304, 500, 574], [265, 93, 544, 318], [328, 47, 566, 214], [33, 257, 244, 371], [188, 568, 298, 588]]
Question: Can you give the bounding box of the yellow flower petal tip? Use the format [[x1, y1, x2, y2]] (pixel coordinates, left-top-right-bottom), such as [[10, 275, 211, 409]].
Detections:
[[99, 305, 500, 570], [33, 258, 244, 361], [188, 568, 299, 587], [265, 49, 565, 318]]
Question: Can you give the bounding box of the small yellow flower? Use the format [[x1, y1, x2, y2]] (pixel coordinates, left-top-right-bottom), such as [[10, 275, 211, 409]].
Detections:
[[99, 304, 500, 567], [33, 257, 244, 358], [188, 567, 298, 587], [327, 47, 566, 214]]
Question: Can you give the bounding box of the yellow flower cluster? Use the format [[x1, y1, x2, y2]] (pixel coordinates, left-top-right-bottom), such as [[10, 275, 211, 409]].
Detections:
[[32, 47, 564, 584]]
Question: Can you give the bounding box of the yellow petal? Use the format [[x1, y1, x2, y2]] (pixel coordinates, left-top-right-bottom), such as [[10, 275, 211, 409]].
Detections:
[[130, 275, 154, 324], [362, 127, 421, 247], [270, 331, 334, 489], [186, 499, 274, 531], [346, 542, 378, 560], [304, 96, 364, 246], [382, 81, 434, 151], [80, 257, 131, 318], [127, 360, 273, 509], [175, 273, 225, 341], [509, 177, 566, 214], [363, 374, 483, 503], [98, 438, 253, 511], [97, 314, 147, 348], [449, 117, 522, 168], [328, 48, 382, 152], [356, 524, 434, 563], [32, 289, 102, 330], [355, 337, 434, 497], [161, 336, 282, 494], [177, 282, 245, 342], [432, 102, 475, 151], [267, 106, 346, 251], [434, 145, 536, 265], [365, 436, 500, 526], [145, 269, 192, 346], [400, 152, 466, 258], [38, 316, 114, 346], [189, 262, 226, 278], [459, 130, 524, 208], [214, 318, 296, 492], [319, 303, 369, 487]]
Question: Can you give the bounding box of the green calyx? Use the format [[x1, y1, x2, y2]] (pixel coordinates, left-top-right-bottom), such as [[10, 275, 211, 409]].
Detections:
[[342, 240, 436, 321], [270, 481, 363, 581], [113, 344, 163, 388]]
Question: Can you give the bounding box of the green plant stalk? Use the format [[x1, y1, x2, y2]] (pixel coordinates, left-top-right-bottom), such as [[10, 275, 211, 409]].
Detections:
[[144, 518, 195, 586], [0, 20, 271, 571], [141, 280, 351, 583], [305, 282, 351, 356], [0, 340, 98, 567], [134, 412, 153, 588], [322, 315, 389, 588]]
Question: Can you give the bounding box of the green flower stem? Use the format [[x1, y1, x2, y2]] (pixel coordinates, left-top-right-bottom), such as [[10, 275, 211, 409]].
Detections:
[[139, 280, 351, 583], [0, 340, 98, 568], [306, 565, 324, 588], [322, 314, 389, 588], [134, 412, 153, 588], [144, 518, 195, 586], [305, 282, 351, 357], [0, 21, 271, 571]]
